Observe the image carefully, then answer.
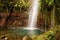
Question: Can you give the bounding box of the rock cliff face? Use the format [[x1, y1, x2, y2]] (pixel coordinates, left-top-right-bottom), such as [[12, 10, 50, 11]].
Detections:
[[0, 11, 28, 28]]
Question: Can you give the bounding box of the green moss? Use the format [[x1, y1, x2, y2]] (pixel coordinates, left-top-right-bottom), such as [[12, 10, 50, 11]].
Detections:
[[32, 25, 60, 40]]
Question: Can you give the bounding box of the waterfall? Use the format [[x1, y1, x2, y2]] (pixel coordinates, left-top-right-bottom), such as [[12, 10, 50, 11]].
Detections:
[[24, 0, 39, 30], [28, 0, 39, 28]]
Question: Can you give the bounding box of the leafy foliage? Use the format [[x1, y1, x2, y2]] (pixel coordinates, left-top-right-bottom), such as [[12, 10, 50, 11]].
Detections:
[[14, 0, 30, 12], [0, 0, 54, 12], [39, 0, 54, 11], [0, 0, 30, 12]]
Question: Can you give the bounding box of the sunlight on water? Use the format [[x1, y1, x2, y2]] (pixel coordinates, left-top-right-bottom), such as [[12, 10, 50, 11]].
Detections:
[[27, 0, 39, 29]]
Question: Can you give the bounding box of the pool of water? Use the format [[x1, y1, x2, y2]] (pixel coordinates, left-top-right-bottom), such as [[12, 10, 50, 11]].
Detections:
[[0, 28, 44, 37]]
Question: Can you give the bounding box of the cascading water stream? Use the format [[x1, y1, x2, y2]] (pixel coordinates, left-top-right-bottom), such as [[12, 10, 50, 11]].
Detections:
[[28, 0, 39, 29], [23, 0, 39, 30]]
